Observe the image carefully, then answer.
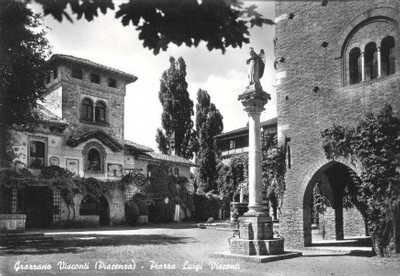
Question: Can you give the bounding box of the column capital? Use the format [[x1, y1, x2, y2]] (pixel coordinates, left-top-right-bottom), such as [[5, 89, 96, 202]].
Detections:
[[238, 88, 271, 114]]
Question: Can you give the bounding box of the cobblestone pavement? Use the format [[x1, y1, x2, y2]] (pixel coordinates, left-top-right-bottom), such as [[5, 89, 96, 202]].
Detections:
[[1, 223, 399, 276]]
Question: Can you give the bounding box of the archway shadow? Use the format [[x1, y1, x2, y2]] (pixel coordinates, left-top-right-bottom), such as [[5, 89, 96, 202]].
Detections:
[[302, 250, 375, 258], [0, 234, 193, 256], [310, 237, 372, 247]]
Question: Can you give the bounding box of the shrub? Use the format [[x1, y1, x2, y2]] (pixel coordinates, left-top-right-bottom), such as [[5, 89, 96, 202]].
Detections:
[[132, 195, 149, 216], [125, 199, 140, 226], [194, 193, 222, 221]]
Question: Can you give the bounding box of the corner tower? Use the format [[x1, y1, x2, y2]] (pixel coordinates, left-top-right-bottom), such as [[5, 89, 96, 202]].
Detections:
[[43, 54, 137, 145], [275, 1, 400, 248]]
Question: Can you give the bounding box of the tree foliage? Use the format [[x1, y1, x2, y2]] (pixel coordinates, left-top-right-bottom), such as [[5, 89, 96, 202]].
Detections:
[[34, 0, 274, 54], [261, 133, 286, 206], [216, 130, 287, 206], [216, 154, 247, 200], [195, 89, 223, 192], [312, 183, 331, 214], [142, 162, 194, 221], [156, 57, 195, 159], [321, 105, 400, 256], [0, 0, 51, 167]]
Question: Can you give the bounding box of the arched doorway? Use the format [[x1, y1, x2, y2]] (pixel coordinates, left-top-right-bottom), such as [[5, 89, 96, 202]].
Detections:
[[80, 194, 110, 227], [18, 186, 53, 229], [303, 162, 368, 246], [0, 186, 12, 214]]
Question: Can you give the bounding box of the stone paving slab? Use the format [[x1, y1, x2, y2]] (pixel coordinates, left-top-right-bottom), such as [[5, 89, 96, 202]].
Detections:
[[212, 251, 302, 263]]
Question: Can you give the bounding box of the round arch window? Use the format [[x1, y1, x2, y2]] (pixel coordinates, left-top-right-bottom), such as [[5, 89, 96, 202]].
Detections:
[[95, 101, 107, 123], [87, 148, 101, 171], [81, 98, 94, 121]]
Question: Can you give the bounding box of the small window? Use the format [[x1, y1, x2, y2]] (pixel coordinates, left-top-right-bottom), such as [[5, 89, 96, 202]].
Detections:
[[365, 42, 378, 81], [381, 36, 395, 77], [108, 78, 117, 88], [81, 98, 94, 121], [46, 71, 51, 84], [147, 165, 152, 178], [91, 73, 100, 84], [174, 168, 179, 177], [80, 195, 98, 215], [95, 102, 106, 123], [29, 141, 46, 168], [87, 148, 101, 171], [72, 68, 83, 79], [349, 47, 361, 84], [229, 140, 236, 150], [53, 68, 58, 79]]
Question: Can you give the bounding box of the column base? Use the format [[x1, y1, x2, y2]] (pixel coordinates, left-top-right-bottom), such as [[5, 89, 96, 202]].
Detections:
[[230, 238, 284, 255], [238, 215, 273, 240]]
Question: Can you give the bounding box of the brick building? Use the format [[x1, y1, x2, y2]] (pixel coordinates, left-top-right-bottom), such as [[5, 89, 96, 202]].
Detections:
[[275, 0, 400, 250], [0, 55, 194, 231]]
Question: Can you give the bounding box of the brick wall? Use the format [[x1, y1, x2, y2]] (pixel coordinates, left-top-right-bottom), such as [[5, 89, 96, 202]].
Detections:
[[275, 0, 400, 247], [343, 207, 366, 237]]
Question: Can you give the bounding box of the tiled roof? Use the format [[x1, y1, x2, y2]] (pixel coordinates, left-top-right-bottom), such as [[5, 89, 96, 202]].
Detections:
[[124, 140, 154, 154], [47, 54, 138, 83], [66, 130, 124, 152], [34, 104, 68, 126], [145, 152, 195, 167], [215, 117, 277, 139]]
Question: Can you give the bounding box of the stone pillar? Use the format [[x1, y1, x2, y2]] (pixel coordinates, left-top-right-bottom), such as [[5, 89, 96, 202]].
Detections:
[[361, 52, 366, 82], [238, 87, 270, 216], [377, 46, 382, 78], [229, 86, 284, 256], [52, 189, 61, 226], [11, 188, 18, 214]]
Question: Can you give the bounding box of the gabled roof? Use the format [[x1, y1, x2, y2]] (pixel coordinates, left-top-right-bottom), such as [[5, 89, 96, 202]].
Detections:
[[215, 117, 277, 139], [144, 152, 195, 167], [124, 140, 194, 166], [33, 104, 68, 127], [124, 140, 154, 155], [47, 54, 138, 83], [66, 130, 124, 152]]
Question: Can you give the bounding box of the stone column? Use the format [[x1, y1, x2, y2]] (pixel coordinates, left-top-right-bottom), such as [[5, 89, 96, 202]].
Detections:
[[52, 188, 61, 226], [377, 46, 382, 78], [11, 188, 18, 214], [238, 88, 270, 216], [361, 52, 366, 82]]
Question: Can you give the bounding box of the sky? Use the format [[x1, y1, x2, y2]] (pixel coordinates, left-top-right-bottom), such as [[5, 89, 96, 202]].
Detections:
[[32, 1, 276, 151]]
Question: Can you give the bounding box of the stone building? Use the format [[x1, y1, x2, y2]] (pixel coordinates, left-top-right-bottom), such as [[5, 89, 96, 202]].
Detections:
[[275, 0, 400, 250], [0, 55, 194, 231], [215, 117, 277, 161]]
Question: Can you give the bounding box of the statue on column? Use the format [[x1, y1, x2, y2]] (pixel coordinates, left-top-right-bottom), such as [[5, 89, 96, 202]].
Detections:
[[247, 47, 266, 90]]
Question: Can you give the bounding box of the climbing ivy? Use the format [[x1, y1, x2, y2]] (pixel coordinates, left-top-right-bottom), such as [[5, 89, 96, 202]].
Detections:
[[216, 154, 248, 201], [312, 183, 331, 214], [0, 165, 131, 212], [216, 132, 287, 209], [1, 162, 192, 223], [142, 162, 193, 222], [321, 104, 400, 256], [261, 132, 287, 210]]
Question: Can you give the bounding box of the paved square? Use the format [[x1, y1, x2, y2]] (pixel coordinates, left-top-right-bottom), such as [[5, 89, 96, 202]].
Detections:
[[1, 223, 399, 275]]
